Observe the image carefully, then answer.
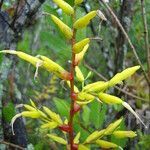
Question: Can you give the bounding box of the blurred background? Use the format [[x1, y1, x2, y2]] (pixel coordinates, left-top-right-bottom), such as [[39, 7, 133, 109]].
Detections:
[[0, 0, 150, 149]]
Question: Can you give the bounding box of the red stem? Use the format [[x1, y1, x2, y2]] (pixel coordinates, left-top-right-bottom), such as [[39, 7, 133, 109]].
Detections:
[[69, 13, 76, 150]]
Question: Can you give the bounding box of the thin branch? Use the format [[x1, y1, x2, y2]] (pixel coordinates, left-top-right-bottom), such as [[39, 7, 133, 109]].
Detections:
[[0, 141, 24, 150], [140, 0, 150, 106], [99, 0, 150, 86], [140, 0, 150, 76], [84, 62, 148, 102]]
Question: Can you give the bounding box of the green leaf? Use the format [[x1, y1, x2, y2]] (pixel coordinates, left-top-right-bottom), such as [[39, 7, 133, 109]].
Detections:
[[53, 97, 70, 119], [82, 105, 91, 126], [89, 101, 107, 128]]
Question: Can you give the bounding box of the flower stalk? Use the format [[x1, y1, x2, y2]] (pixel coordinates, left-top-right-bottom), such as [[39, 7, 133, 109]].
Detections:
[[69, 9, 77, 149]]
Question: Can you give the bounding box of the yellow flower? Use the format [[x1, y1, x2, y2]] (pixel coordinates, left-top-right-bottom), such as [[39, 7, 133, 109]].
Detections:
[[47, 134, 67, 145], [96, 140, 118, 149], [43, 106, 63, 125], [84, 129, 105, 144], [104, 118, 123, 135], [51, 14, 73, 39], [83, 81, 108, 93], [75, 0, 83, 5], [98, 93, 123, 104], [0, 50, 43, 66], [40, 55, 71, 80], [73, 38, 90, 53], [77, 92, 95, 101], [75, 44, 89, 65], [53, 0, 74, 15], [73, 11, 97, 29], [41, 122, 58, 129], [113, 131, 137, 138], [108, 66, 140, 87], [75, 66, 84, 82]]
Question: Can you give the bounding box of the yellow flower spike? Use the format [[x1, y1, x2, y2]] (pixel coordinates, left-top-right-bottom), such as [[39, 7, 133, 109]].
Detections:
[[84, 129, 105, 144], [113, 131, 137, 138], [108, 66, 140, 87], [104, 118, 123, 135], [75, 44, 89, 65], [83, 81, 108, 93], [75, 0, 83, 5], [41, 122, 58, 129], [96, 140, 118, 149], [75, 66, 84, 82], [21, 111, 41, 118], [47, 134, 67, 145], [51, 14, 73, 39], [73, 11, 97, 29], [122, 102, 147, 128], [43, 106, 63, 125], [53, 0, 74, 15], [66, 81, 79, 93], [98, 93, 123, 104], [73, 38, 90, 54], [78, 144, 90, 150], [24, 104, 36, 111], [40, 55, 71, 80], [77, 92, 95, 101], [0, 50, 43, 67], [74, 132, 81, 144]]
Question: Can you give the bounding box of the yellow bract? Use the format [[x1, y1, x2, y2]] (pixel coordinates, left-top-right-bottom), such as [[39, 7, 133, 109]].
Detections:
[[21, 111, 41, 118], [98, 93, 123, 104], [47, 134, 67, 145], [53, 0, 74, 15], [113, 131, 137, 138], [84, 129, 105, 144], [0, 50, 43, 66], [83, 81, 108, 93], [73, 38, 90, 53], [0, 51, 71, 80], [24, 104, 36, 111], [109, 66, 140, 87], [78, 144, 89, 150], [96, 140, 118, 149], [75, 66, 84, 82], [77, 92, 95, 101], [51, 14, 73, 39], [74, 132, 81, 144], [43, 106, 63, 125], [75, 0, 83, 5], [104, 118, 123, 135], [40, 55, 71, 80], [75, 44, 89, 65], [41, 122, 58, 129], [73, 11, 97, 29]]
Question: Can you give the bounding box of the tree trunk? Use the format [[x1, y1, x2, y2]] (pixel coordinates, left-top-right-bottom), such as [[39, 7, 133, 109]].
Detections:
[[0, 0, 45, 148]]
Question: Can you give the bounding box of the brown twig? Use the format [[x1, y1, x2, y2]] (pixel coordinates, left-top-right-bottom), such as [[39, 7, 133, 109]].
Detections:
[[99, 0, 150, 86], [0, 141, 24, 150], [84, 62, 148, 102], [140, 0, 150, 106]]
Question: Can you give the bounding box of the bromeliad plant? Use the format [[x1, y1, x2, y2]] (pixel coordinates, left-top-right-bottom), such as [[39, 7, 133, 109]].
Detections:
[[0, 0, 147, 149]]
